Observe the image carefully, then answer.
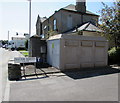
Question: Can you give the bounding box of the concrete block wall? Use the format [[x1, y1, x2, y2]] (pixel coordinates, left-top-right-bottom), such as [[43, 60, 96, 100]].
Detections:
[[60, 38, 108, 70], [30, 37, 47, 59], [47, 35, 108, 70]]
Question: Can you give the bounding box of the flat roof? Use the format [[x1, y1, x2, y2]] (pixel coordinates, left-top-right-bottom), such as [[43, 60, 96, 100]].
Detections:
[[47, 34, 107, 41]]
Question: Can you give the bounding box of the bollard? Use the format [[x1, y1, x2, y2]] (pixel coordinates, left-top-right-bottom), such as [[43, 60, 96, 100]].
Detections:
[[8, 63, 21, 80]]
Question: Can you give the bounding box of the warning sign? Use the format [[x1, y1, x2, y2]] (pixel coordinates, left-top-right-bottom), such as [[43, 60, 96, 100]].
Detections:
[[52, 43, 54, 48]]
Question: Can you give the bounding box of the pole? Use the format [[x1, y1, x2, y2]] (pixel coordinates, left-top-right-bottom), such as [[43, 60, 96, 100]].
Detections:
[[8, 31, 9, 45], [28, 0, 31, 56]]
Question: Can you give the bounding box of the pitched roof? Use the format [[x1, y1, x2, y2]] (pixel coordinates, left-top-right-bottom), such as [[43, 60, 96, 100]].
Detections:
[[61, 4, 99, 16], [40, 17, 47, 23], [64, 22, 102, 33], [74, 22, 102, 32], [36, 15, 40, 25], [36, 15, 47, 23]]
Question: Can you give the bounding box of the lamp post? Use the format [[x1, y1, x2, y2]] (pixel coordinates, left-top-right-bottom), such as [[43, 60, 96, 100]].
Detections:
[[28, 0, 31, 56], [8, 31, 9, 45]]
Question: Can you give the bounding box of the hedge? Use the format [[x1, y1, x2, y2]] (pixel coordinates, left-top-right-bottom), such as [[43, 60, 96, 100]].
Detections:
[[108, 47, 120, 64]]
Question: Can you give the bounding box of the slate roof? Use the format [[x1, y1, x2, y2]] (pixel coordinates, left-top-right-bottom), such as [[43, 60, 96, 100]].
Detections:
[[73, 22, 102, 32], [40, 17, 47, 23], [36, 15, 47, 23], [61, 4, 99, 16]]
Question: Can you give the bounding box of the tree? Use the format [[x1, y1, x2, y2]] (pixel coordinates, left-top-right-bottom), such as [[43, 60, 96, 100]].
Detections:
[[99, 1, 120, 49]]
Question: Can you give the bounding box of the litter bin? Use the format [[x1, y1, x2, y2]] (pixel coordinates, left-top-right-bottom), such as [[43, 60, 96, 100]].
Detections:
[[8, 63, 21, 80]]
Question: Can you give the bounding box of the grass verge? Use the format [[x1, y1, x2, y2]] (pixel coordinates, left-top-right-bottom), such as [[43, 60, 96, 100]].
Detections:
[[19, 50, 29, 57]]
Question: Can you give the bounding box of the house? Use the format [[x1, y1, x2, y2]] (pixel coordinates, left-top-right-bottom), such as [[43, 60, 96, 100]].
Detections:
[[36, 0, 101, 38], [33, 0, 108, 70]]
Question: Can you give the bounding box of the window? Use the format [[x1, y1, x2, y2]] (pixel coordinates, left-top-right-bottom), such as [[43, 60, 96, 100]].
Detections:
[[53, 19, 57, 30], [44, 25, 47, 30]]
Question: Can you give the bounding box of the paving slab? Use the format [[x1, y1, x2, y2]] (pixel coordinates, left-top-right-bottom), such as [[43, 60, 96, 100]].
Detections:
[[41, 67, 61, 72], [21, 65, 61, 78]]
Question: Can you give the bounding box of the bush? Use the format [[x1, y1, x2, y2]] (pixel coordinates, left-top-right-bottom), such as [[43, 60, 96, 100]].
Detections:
[[108, 47, 120, 64]]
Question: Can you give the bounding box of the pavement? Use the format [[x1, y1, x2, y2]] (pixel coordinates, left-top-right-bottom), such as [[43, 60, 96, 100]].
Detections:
[[6, 66, 120, 101], [0, 48, 24, 102], [22, 65, 61, 75]]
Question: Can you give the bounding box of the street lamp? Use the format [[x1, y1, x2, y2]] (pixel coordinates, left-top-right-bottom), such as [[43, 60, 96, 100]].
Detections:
[[28, 0, 31, 56], [8, 31, 9, 45]]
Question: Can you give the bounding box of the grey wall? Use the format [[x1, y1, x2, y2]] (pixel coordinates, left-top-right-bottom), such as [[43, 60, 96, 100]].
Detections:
[[36, 22, 42, 36], [60, 10, 98, 33], [30, 37, 47, 61], [83, 31, 101, 36], [47, 40, 60, 68], [42, 10, 62, 38], [61, 10, 82, 33], [47, 35, 108, 70], [42, 10, 98, 38]]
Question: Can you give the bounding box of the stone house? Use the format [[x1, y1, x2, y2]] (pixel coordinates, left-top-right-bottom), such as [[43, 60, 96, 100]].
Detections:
[[36, 0, 101, 38], [33, 0, 108, 70]]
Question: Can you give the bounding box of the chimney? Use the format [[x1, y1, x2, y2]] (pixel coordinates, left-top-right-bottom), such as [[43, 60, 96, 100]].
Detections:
[[75, 0, 86, 13]]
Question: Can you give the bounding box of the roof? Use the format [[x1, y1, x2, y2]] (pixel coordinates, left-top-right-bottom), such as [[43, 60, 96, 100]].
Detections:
[[61, 4, 99, 16], [70, 22, 102, 33], [47, 34, 106, 41], [40, 17, 47, 23], [31, 34, 40, 38], [36, 15, 47, 24]]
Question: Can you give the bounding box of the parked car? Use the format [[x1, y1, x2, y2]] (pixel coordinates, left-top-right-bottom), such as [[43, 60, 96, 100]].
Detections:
[[2, 44, 8, 48], [7, 40, 26, 50], [0, 41, 2, 47]]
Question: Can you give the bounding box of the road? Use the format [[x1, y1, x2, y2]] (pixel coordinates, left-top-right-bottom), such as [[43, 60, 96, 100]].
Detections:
[[0, 48, 24, 102], [0, 48, 119, 101], [9, 68, 119, 101], [9, 71, 119, 101]]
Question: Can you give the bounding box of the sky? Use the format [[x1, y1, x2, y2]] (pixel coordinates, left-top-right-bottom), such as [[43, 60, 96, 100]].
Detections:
[[0, 0, 114, 40]]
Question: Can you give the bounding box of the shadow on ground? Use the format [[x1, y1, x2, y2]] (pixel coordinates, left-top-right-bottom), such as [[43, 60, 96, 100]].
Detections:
[[63, 67, 120, 80], [18, 66, 120, 81]]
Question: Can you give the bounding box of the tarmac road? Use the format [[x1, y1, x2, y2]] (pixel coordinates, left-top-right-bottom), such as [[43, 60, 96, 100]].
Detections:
[[9, 67, 120, 101]]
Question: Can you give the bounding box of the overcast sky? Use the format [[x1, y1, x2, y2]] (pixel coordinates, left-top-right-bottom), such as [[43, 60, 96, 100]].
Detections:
[[0, 0, 114, 40]]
